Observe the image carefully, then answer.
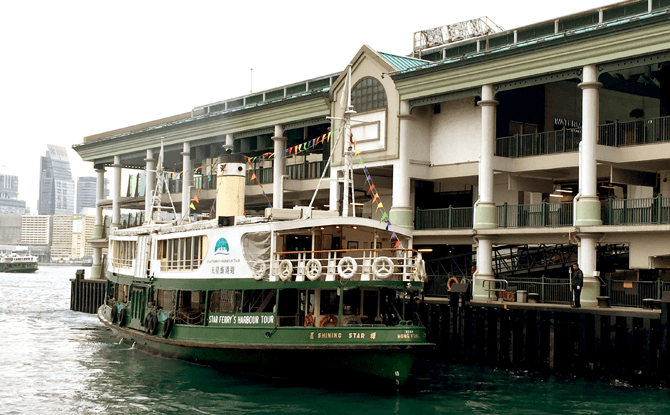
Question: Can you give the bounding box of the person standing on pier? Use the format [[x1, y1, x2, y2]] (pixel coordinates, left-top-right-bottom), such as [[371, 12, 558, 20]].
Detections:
[[571, 263, 583, 308]]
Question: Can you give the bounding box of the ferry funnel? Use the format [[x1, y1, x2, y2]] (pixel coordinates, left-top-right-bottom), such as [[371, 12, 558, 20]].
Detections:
[[216, 153, 246, 219]]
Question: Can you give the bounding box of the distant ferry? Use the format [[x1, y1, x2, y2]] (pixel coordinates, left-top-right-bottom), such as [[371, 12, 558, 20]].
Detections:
[[0, 253, 38, 273], [98, 152, 433, 387]]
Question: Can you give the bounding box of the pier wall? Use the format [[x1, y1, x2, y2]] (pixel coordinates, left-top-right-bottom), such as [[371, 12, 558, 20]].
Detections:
[[70, 269, 106, 314], [423, 293, 670, 386]]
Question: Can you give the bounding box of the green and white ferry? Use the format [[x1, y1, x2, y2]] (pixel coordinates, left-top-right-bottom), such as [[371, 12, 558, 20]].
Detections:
[[99, 151, 431, 387]]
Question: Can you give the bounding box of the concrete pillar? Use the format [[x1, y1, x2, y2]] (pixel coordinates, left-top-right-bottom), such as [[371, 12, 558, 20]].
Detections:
[[272, 125, 287, 209], [144, 149, 155, 222], [576, 65, 603, 226], [390, 100, 413, 229], [475, 84, 498, 229], [576, 233, 600, 308], [91, 167, 106, 280], [224, 133, 234, 153], [181, 142, 191, 220], [472, 236, 495, 301], [111, 155, 122, 227]]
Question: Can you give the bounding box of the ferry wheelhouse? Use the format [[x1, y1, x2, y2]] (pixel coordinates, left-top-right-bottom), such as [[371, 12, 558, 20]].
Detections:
[[98, 153, 432, 387]]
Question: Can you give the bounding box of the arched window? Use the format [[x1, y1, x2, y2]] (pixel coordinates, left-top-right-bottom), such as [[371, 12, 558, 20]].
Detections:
[[351, 77, 387, 113]]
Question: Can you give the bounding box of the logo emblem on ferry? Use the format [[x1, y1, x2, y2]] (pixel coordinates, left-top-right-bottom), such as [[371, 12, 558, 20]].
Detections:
[[214, 237, 230, 255]]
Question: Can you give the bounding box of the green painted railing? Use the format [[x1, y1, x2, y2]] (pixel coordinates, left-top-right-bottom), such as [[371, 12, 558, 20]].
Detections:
[[497, 202, 572, 228], [415, 206, 473, 230], [601, 195, 670, 225], [609, 280, 670, 308]]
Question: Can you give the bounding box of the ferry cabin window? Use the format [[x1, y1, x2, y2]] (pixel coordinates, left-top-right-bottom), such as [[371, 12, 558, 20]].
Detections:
[[157, 235, 208, 271], [176, 291, 206, 325], [156, 289, 174, 311], [363, 290, 380, 322], [209, 290, 241, 313], [320, 290, 339, 315], [277, 289, 300, 326], [111, 240, 136, 268], [242, 289, 276, 313], [342, 288, 361, 316]]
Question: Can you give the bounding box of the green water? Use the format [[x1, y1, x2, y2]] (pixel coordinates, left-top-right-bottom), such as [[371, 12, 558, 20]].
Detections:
[[1, 267, 670, 414]]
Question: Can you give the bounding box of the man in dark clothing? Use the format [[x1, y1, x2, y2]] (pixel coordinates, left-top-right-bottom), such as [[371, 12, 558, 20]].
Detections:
[[571, 263, 584, 308]]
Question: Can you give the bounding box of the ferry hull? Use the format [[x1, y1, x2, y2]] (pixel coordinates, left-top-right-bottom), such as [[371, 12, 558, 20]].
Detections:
[[0, 263, 38, 273], [99, 307, 426, 387]]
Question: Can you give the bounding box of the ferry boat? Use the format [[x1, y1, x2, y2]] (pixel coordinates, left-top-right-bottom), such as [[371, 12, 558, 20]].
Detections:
[[97, 149, 433, 387], [0, 253, 38, 273]]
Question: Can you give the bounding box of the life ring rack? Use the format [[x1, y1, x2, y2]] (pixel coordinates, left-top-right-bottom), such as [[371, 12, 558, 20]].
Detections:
[[319, 314, 338, 327], [304, 314, 315, 327], [447, 277, 460, 291]]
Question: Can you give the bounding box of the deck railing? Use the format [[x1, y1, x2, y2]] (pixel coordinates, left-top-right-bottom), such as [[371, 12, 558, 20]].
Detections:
[[599, 116, 670, 147], [609, 280, 670, 308]]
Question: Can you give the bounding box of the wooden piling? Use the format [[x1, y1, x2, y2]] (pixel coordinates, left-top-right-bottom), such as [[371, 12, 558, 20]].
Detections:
[[70, 269, 106, 314]]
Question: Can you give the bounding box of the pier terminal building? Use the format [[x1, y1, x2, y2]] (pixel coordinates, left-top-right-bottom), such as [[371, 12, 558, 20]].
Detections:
[[74, 0, 670, 307]]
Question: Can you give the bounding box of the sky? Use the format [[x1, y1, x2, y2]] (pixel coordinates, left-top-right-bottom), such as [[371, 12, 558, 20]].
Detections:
[[0, 0, 610, 213]]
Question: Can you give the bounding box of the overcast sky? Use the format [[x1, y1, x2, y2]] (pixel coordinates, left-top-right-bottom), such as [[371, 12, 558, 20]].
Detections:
[[0, 0, 609, 212]]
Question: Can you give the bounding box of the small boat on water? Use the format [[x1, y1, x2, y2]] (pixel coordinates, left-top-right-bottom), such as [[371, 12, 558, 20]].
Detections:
[[0, 253, 38, 273]]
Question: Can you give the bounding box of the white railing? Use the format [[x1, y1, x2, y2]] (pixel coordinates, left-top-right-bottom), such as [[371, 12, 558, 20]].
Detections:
[[267, 248, 418, 283]]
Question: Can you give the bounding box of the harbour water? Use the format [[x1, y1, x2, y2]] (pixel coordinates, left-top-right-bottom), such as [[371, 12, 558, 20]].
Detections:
[[2, 267, 670, 414]]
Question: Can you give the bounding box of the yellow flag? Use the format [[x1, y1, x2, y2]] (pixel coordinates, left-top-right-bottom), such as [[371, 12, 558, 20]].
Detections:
[[376, 201, 384, 212], [189, 203, 196, 210]]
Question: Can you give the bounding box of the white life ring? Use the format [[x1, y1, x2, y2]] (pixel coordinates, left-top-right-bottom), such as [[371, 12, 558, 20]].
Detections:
[[278, 259, 293, 282], [337, 257, 358, 279], [305, 259, 322, 281], [250, 260, 267, 281], [372, 256, 394, 279]]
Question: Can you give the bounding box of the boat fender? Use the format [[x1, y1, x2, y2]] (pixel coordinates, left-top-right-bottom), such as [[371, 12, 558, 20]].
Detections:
[[305, 259, 322, 281], [278, 259, 293, 282], [304, 314, 315, 327], [162, 317, 174, 338], [319, 314, 338, 327], [447, 277, 459, 291], [118, 308, 127, 327], [110, 305, 118, 323], [145, 314, 158, 335], [337, 257, 358, 279], [372, 256, 394, 279]]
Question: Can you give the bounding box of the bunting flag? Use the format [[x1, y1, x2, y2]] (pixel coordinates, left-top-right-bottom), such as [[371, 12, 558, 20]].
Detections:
[[193, 195, 199, 204], [371, 193, 380, 204], [379, 212, 388, 222], [250, 172, 257, 181], [189, 203, 196, 210], [366, 184, 375, 195], [244, 131, 333, 163], [394, 240, 402, 248], [376, 201, 383, 212]]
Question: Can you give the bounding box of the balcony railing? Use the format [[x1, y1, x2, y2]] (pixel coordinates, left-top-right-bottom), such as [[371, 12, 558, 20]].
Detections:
[[601, 195, 670, 225], [496, 115, 670, 158], [416, 197, 669, 230], [415, 206, 473, 230], [497, 202, 573, 228]]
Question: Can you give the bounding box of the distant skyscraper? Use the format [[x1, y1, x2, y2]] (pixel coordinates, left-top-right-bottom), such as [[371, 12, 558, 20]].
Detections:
[[76, 176, 108, 214], [38, 145, 75, 215], [0, 173, 28, 214]]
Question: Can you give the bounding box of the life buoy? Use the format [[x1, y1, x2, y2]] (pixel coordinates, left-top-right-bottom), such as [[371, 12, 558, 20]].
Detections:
[[304, 314, 315, 327], [372, 256, 394, 279], [110, 305, 118, 323], [305, 259, 322, 281], [337, 257, 357, 279], [162, 317, 174, 338], [117, 308, 127, 326], [278, 259, 293, 282], [447, 277, 460, 291], [251, 260, 266, 281], [319, 314, 338, 327]]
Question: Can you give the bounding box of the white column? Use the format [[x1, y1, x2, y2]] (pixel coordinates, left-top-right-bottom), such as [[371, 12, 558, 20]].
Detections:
[[111, 155, 122, 227], [224, 133, 234, 153], [272, 125, 287, 209], [473, 84, 498, 301], [91, 167, 105, 279], [181, 142, 191, 220], [329, 167, 339, 212], [390, 100, 413, 229], [577, 233, 600, 308], [576, 64, 602, 226], [144, 149, 155, 221]]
